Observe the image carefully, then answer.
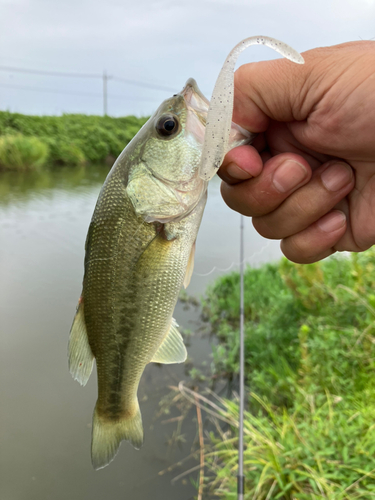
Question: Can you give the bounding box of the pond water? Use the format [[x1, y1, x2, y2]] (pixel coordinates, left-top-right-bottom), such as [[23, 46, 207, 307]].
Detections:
[[0, 164, 282, 500]]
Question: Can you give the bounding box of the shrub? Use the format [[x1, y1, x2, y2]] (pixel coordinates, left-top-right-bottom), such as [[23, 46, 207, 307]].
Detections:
[[43, 137, 86, 166], [0, 111, 148, 169], [0, 134, 49, 171]]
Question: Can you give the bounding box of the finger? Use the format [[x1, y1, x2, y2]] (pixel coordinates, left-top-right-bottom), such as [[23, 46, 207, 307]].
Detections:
[[219, 145, 263, 184], [232, 45, 343, 132], [260, 151, 272, 163], [331, 198, 365, 253], [232, 56, 309, 132], [280, 210, 347, 264], [221, 153, 311, 216], [253, 161, 354, 239], [267, 120, 332, 169], [251, 134, 267, 152], [287, 44, 375, 159]]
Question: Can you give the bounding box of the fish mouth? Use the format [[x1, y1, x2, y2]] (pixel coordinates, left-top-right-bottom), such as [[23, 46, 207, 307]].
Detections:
[[180, 78, 209, 115], [179, 78, 254, 149], [180, 79, 210, 125], [179, 78, 209, 145]]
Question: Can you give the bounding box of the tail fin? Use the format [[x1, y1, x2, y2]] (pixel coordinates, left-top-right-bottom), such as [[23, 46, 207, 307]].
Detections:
[[91, 401, 144, 470]]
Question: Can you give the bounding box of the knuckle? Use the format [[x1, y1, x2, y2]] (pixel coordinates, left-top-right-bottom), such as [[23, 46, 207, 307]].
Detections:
[[223, 181, 276, 218], [245, 188, 272, 216], [281, 235, 317, 264], [252, 216, 282, 239], [289, 195, 313, 222]]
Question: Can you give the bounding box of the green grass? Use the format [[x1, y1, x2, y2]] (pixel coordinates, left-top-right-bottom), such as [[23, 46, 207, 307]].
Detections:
[[203, 250, 375, 406], [0, 134, 49, 171], [0, 111, 148, 168], [200, 247, 375, 498], [206, 392, 375, 499]]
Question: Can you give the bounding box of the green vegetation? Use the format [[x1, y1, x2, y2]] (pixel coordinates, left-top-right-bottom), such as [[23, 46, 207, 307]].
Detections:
[[0, 134, 49, 171], [201, 248, 375, 498], [0, 111, 148, 170]]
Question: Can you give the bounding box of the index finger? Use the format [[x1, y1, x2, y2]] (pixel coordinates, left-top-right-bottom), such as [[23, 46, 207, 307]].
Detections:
[[219, 144, 263, 185]]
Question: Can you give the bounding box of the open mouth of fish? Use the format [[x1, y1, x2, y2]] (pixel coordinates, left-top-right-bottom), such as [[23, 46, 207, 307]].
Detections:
[[180, 77, 254, 151]]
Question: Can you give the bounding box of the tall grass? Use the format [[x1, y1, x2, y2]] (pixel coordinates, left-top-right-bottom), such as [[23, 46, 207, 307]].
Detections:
[[0, 134, 49, 171], [204, 391, 375, 499], [199, 248, 375, 498]]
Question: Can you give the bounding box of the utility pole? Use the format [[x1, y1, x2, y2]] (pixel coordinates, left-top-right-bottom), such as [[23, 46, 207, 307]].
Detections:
[[103, 70, 108, 116]]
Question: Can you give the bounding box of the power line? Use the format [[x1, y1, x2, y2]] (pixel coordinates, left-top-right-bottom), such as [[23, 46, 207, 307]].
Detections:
[[0, 83, 157, 102], [0, 63, 172, 115], [0, 65, 176, 92], [0, 82, 102, 98], [0, 65, 101, 79], [113, 76, 175, 93], [0, 63, 176, 115]]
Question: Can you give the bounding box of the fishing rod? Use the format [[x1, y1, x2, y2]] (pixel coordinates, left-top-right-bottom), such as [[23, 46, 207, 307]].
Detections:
[[238, 214, 245, 500]]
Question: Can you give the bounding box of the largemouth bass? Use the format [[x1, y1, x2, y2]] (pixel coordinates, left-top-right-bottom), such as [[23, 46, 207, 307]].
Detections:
[[68, 79, 250, 470], [69, 36, 303, 470]]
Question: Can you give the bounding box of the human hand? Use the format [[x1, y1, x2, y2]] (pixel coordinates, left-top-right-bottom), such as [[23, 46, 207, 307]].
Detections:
[[219, 41, 375, 263]]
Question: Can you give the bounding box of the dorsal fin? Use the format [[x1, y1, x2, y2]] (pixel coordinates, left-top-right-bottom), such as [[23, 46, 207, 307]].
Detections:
[[151, 318, 187, 364]]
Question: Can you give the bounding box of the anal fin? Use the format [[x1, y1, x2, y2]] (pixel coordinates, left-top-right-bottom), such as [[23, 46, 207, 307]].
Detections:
[[68, 299, 94, 386], [183, 241, 196, 289], [151, 318, 187, 364]]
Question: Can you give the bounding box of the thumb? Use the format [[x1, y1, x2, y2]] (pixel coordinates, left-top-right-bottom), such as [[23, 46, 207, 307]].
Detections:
[[232, 44, 348, 133], [232, 41, 374, 156]]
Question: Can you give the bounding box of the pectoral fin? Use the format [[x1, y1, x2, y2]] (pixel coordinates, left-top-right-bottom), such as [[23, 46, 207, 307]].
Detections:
[[151, 318, 187, 364], [127, 173, 184, 222], [68, 300, 94, 386], [183, 241, 196, 289]]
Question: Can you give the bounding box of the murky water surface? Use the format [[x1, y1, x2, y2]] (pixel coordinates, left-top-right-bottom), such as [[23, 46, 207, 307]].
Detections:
[[0, 165, 281, 500]]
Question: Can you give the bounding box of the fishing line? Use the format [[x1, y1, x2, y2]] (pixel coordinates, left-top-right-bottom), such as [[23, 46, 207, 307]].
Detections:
[[193, 240, 272, 277], [238, 214, 245, 499]]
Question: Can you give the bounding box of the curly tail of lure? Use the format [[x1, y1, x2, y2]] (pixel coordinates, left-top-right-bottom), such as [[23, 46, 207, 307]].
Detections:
[[198, 36, 304, 500], [199, 36, 304, 181]]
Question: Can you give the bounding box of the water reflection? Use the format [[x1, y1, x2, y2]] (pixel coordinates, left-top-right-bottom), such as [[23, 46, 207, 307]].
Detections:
[[0, 164, 107, 206], [0, 164, 282, 500]]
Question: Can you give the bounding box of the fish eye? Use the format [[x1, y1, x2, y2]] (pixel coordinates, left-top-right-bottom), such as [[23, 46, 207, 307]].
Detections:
[[156, 115, 179, 137]]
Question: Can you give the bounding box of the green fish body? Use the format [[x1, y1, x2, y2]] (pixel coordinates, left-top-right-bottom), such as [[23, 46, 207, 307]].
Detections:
[[68, 79, 250, 469]]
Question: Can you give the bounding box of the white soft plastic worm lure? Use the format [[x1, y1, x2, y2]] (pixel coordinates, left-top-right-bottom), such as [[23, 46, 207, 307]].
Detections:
[[199, 36, 304, 181]]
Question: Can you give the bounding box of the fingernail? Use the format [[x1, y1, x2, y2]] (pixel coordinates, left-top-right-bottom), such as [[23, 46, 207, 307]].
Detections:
[[226, 162, 252, 180], [273, 160, 308, 193], [318, 211, 346, 232], [321, 162, 353, 191]]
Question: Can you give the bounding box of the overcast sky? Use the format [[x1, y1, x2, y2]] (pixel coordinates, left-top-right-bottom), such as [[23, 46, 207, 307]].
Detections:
[[0, 0, 374, 117]]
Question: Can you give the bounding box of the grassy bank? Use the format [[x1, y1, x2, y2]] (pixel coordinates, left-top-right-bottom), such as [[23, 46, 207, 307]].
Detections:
[[0, 111, 148, 170], [200, 248, 375, 498]]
